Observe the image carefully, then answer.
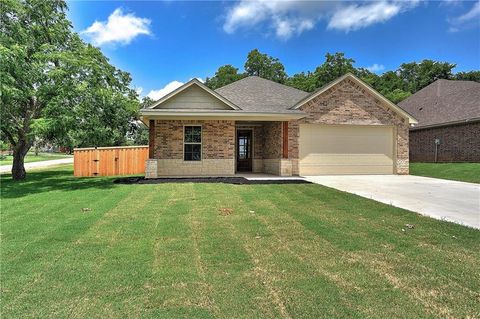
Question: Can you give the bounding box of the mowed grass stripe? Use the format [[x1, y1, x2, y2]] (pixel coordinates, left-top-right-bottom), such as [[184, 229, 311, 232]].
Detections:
[[1, 180, 138, 318], [207, 184, 363, 319], [191, 183, 283, 319], [59, 185, 164, 318], [237, 184, 429, 318], [143, 184, 214, 319], [272, 185, 480, 318]]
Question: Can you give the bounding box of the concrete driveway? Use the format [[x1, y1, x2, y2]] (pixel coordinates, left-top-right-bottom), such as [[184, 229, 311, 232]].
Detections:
[[306, 175, 480, 229]]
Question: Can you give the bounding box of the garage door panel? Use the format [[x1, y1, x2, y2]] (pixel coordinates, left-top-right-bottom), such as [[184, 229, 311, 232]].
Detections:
[[302, 153, 393, 165], [300, 164, 393, 175], [299, 124, 394, 175]]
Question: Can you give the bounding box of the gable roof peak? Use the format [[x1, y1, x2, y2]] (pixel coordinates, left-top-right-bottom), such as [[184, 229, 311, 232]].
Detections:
[[291, 72, 417, 124], [146, 78, 240, 110]]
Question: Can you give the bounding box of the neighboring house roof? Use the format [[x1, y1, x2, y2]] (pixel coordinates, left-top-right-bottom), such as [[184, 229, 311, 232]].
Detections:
[[291, 73, 417, 124], [147, 78, 240, 110], [215, 76, 310, 113], [398, 79, 480, 129]]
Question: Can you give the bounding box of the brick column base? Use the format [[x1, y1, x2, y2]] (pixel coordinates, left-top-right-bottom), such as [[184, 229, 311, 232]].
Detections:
[[145, 159, 158, 179]]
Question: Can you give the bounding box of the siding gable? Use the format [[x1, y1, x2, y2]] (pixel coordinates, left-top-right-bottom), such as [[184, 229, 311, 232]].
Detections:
[[153, 84, 232, 110]]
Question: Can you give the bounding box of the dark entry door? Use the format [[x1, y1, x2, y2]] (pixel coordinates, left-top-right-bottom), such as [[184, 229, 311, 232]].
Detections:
[[237, 130, 252, 172]]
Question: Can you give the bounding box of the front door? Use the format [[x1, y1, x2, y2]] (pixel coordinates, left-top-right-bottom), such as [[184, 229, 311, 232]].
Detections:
[[237, 130, 252, 172]]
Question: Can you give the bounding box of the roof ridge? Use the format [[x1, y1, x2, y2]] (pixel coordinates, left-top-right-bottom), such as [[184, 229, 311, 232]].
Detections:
[[216, 75, 309, 94], [214, 75, 251, 91]]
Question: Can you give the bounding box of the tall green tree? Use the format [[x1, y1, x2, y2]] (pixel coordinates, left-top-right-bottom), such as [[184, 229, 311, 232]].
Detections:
[[244, 49, 287, 83], [204, 65, 246, 89], [314, 52, 358, 87], [285, 72, 317, 92], [398, 60, 456, 93], [0, 0, 139, 180]]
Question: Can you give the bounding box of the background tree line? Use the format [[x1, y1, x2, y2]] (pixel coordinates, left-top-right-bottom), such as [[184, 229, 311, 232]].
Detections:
[[205, 49, 480, 104]]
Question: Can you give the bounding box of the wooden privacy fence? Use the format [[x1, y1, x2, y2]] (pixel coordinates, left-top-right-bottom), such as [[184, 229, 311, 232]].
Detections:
[[74, 146, 149, 177]]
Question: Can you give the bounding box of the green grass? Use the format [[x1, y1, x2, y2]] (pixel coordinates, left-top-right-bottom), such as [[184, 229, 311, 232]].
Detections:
[[0, 152, 71, 166], [1, 166, 479, 318], [410, 162, 480, 184]]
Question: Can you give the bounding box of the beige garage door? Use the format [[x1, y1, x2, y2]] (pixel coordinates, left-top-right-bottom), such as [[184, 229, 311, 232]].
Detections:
[[299, 124, 394, 175]]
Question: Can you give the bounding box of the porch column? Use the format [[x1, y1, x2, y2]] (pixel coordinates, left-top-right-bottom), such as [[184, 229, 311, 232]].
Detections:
[[149, 119, 155, 159], [282, 121, 288, 159]]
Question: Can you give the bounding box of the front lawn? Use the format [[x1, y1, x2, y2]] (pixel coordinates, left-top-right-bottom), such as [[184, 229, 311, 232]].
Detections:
[[1, 166, 479, 318], [410, 162, 480, 184], [0, 152, 72, 166]]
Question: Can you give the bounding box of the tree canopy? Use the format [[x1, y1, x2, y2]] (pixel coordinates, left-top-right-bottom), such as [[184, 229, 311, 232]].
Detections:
[[244, 49, 287, 83], [0, 0, 140, 180], [204, 65, 246, 90], [206, 49, 477, 105]]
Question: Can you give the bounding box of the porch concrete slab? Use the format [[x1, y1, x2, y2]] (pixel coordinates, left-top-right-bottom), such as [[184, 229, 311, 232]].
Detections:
[[236, 173, 306, 181], [306, 175, 480, 229]]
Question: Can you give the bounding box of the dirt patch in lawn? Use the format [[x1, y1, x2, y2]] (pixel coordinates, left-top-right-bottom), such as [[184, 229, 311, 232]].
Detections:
[[113, 177, 311, 185]]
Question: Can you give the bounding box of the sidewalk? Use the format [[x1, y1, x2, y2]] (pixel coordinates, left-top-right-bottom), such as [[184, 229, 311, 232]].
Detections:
[[0, 158, 73, 174]]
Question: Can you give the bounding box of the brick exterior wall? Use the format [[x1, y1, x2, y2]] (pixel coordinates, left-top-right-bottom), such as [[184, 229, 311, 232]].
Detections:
[[288, 78, 410, 174], [409, 121, 480, 162], [146, 120, 235, 177], [154, 120, 234, 159], [262, 122, 282, 159]]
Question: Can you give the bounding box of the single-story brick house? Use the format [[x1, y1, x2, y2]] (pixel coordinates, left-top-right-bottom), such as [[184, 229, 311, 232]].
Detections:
[[140, 73, 417, 178], [399, 79, 480, 162]]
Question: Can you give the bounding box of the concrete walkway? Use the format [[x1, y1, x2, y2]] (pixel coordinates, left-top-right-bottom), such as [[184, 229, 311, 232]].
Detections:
[[0, 158, 73, 174], [307, 175, 480, 229]]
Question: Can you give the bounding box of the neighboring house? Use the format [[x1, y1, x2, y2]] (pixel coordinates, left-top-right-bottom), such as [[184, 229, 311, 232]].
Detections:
[[140, 73, 417, 178], [399, 80, 480, 163]]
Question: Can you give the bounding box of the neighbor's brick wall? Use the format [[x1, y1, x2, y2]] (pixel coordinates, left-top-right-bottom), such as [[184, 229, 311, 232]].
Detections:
[[288, 78, 410, 174], [410, 122, 480, 162]]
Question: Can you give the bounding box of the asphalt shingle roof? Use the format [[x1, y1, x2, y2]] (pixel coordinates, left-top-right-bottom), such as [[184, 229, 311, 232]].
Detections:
[[216, 76, 310, 112], [398, 79, 480, 128]]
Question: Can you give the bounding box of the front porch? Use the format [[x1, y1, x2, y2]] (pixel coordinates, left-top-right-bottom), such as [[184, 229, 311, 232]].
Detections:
[[145, 119, 296, 178], [234, 121, 293, 176]]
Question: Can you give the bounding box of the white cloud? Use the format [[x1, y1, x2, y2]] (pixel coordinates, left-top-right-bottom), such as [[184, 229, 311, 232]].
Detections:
[[222, 1, 420, 39], [365, 63, 385, 73], [135, 87, 143, 96], [328, 2, 402, 32], [146, 81, 184, 100], [82, 8, 151, 46], [223, 1, 332, 39], [275, 17, 315, 39], [448, 1, 480, 32]]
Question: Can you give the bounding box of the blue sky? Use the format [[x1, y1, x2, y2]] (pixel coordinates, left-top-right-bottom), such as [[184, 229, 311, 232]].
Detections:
[[68, 0, 480, 99]]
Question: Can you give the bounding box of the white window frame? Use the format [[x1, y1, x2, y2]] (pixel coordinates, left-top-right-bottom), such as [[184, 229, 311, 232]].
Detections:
[[183, 125, 202, 161]]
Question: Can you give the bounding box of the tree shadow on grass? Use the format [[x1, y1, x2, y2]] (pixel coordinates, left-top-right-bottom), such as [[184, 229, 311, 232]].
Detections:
[[0, 168, 122, 199]]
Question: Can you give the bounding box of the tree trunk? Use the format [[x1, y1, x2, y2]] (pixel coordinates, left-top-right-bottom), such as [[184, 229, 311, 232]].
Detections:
[[11, 143, 30, 180]]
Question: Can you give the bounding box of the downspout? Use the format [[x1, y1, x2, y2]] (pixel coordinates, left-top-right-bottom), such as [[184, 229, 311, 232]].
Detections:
[[434, 138, 440, 163]]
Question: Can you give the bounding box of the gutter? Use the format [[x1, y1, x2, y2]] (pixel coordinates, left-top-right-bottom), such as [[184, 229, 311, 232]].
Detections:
[[139, 109, 307, 123], [410, 117, 480, 130]]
